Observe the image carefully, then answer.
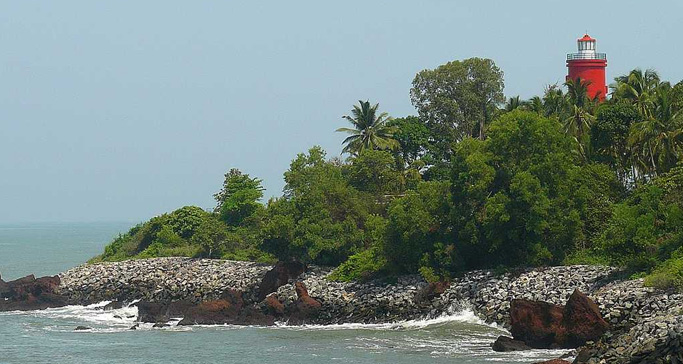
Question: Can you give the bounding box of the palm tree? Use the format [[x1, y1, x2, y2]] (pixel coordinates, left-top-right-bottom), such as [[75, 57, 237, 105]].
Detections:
[[629, 83, 683, 177], [526, 96, 544, 115], [505, 96, 523, 112], [611, 68, 661, 118], [336, 100, 398, 155], [564, 78, 596, 158], [542, 84, 568, 118]]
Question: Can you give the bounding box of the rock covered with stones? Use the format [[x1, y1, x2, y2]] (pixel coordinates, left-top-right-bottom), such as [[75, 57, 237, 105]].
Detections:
[[265, 266, 429, 324], [59, 258, 272, 304], [574, 280, 683, 363], [435, 265, 617, 326]]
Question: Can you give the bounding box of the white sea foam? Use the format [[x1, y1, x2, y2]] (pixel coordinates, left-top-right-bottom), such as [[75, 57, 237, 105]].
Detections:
[[274, 305, 505, 333]]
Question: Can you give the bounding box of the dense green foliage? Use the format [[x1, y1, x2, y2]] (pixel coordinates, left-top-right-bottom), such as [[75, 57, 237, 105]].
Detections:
[[96, 57, 683, 291], [579, 165, 683, 289]]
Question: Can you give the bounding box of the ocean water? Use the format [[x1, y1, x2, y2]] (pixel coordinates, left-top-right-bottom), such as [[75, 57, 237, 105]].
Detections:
[[0, 223, 567, 363]]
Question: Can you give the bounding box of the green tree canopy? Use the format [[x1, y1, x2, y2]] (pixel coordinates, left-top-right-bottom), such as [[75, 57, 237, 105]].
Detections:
[[345, 149, 404, 196], [386, 116, 430, 168], [410, 57, 504, 144], [214, 169, 264, 227], [451, 110, 620, 268], [261, 147, 373, 265], [590, 102, 641, 185]]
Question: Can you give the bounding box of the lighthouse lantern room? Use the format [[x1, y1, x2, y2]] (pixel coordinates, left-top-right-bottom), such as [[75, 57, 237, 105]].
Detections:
[[566, 34, 608, 101]]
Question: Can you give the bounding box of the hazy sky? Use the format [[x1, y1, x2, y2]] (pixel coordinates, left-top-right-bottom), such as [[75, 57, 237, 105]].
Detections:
[[2, 1, 682, 223]]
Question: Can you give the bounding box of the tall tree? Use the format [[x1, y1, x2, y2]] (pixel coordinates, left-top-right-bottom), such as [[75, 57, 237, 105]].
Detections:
[[336, 100, 398, 156], [410, 57, 505, 143], [214, 169, 264, 226]]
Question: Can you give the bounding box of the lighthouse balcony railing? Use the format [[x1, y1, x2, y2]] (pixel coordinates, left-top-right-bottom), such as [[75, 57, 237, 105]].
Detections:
[[566, 53, 607, 61]]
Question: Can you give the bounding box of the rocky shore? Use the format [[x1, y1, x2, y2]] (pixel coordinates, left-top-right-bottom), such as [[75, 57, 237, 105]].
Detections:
[[3, 258, 681, 363]]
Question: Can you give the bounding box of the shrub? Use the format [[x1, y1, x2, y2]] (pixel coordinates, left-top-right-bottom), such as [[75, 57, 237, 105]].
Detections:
[[645, 254, 683, 291], [328, 247, 387, 282]]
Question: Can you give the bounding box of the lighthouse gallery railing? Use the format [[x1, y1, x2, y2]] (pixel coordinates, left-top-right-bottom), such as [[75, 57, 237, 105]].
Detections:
[[566, 53, 607, 61]]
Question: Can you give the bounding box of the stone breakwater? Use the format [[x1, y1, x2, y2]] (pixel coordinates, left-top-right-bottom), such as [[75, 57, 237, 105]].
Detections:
[[58, 258, 683, 363], [59, 258, 272, 305]]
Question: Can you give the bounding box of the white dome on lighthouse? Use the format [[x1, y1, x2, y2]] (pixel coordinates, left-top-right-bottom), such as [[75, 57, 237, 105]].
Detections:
[[577, 34, 597, 56]]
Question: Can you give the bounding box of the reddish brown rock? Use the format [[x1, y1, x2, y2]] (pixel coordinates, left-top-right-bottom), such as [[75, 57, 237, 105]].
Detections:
[[264, 295, 285, 316], [177, 290, 275, 326], [562, 290, 609, 347], [286, 282, 321, 324], [510, 299, 565, 348], [0, 274, 67, 311], [509, 289, 608, 349], [257, 261, 306, 300]]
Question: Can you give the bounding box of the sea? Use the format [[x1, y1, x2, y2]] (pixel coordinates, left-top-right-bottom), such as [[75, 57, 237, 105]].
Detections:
[[0, 222, 567, 363]]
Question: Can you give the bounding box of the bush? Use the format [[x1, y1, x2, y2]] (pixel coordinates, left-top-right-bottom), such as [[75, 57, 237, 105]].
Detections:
[[328, 247, 387, 282], [645, 254, 683, 291], [95, 206, 248, 261]]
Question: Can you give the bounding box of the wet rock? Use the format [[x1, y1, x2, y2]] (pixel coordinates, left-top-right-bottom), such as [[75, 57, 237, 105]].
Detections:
[[152, 323, 170, 328], [178, 290, 275, 326], [263, 295, 285, 316], [0, 275, 8, 296], [0, 274, 68, 311], [491, 336, 532, 352], [257, 261, 306, 300], [74, 326, 91, 331], [167, 300, 194, 318], [103, 301, 123, 311], [510, 299, 565, 348], [136, 302, 170, 323], [286, 282, 322, 324], [532, 360, 571, 364], [136, 300, 194, 323], [509, 290, 607, 349], [562, 290, 609, 347]]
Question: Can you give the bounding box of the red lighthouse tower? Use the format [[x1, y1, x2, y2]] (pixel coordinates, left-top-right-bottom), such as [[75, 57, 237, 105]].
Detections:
[[566, 34, 608, 101]]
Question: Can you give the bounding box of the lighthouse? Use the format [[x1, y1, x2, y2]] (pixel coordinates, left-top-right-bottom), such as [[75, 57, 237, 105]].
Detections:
[[566, 34, 608, 101]]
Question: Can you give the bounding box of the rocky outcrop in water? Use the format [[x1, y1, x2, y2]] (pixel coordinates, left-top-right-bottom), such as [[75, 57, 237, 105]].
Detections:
[[177, 289, 274, 326], [492, 336, 532, 351], [508, 290, 608, 349], [0, 274, 68, 311]]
